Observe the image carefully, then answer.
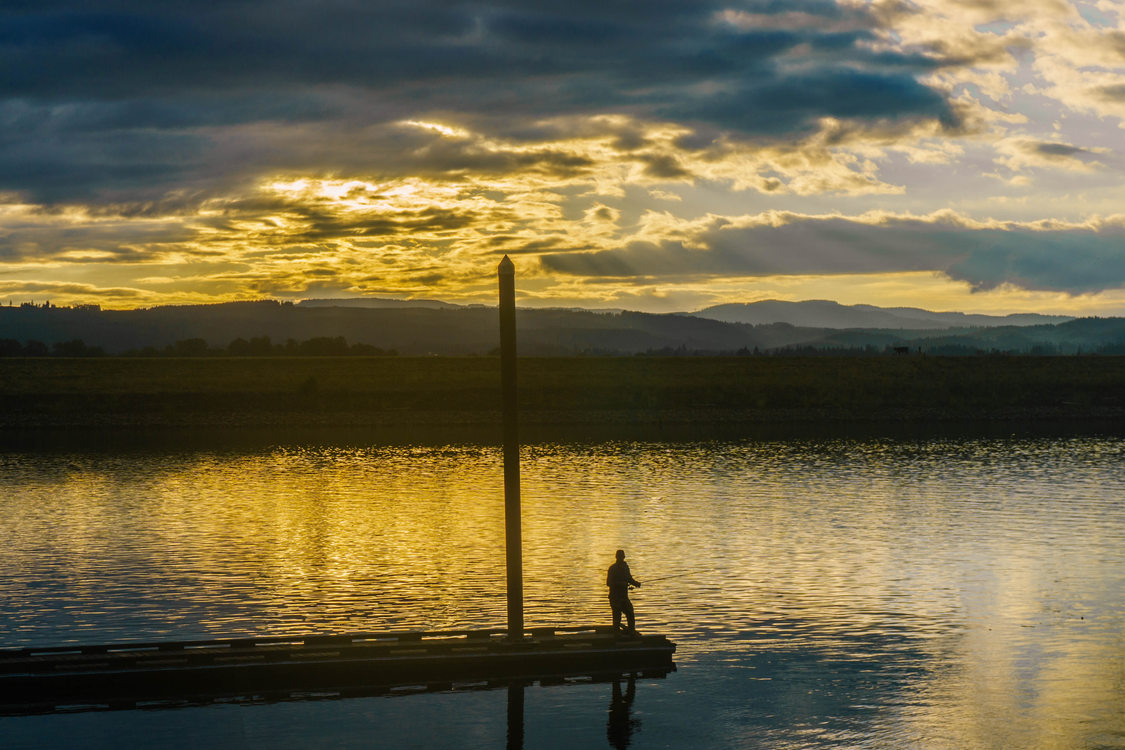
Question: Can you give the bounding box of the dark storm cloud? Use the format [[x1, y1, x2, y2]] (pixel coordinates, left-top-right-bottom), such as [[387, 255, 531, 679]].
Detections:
[[0, 0, 965, 203], [1027, 142, 1094, 159], [0, 189, 492, 263], [675, 68, 956, 135], [1097, 83, 1125, 102], [540, 215, 1125, 294], [0, 217, 195, 263], [194, 195, 487, 245], [0, 280, 145, 300], [640, 153, 691, 179]]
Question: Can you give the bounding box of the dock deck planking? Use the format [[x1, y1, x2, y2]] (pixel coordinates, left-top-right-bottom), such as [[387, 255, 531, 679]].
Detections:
[[1, 626, 676, 715]]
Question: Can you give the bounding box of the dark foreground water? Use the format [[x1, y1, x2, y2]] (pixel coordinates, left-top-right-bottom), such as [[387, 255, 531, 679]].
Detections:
[[2, 433, 1124, 749]]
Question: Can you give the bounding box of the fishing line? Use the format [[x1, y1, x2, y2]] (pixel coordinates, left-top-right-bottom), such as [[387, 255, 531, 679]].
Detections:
[[638, 567, 720, 584]]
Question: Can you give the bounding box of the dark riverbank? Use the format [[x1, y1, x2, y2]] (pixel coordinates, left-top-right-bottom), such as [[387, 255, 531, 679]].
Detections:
[[1, 356, 1122, 435]]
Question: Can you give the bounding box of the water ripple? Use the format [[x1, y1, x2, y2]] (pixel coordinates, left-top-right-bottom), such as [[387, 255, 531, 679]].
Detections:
[[1, 435, 1123, 747]]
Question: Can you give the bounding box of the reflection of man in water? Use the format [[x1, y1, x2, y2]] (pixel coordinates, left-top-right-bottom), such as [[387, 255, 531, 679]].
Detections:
[[606, 549, 641, 634], [606, 674, 640, 749]]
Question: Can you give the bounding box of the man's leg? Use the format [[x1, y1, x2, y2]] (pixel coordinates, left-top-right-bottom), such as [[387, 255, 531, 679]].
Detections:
[[621, 599, 636, 633]]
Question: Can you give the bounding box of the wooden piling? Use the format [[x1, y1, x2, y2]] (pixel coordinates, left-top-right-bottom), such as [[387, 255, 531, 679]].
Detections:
[[498, 255, 524, 639]]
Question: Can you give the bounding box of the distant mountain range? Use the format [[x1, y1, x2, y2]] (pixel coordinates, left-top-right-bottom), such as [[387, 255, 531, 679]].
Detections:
[[299, 297, 1073, 329], [298, 297, 466, 311], [0, 298, 1121, 356], [691, 300, 1072, 329]]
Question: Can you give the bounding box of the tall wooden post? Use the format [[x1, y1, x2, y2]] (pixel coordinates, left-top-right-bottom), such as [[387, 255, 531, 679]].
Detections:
[[498, 255, 524, 639]]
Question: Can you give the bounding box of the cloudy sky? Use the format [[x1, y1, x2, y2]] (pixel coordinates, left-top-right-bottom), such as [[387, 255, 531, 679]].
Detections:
[[3, 0, 1125, 313]]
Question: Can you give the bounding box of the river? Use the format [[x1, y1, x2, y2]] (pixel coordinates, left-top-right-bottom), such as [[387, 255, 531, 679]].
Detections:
[[2, 431, 1123, 748]]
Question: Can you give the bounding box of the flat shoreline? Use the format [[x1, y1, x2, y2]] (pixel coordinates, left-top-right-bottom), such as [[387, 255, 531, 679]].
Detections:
[[4, 417, 1124, 455]]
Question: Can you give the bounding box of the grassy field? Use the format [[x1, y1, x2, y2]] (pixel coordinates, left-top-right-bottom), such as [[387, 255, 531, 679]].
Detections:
[[1, 355, 1123, 428]]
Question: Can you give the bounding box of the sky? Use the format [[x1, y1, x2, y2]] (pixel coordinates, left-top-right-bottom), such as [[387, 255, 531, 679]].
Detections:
[[2, 0, 1125, 314]]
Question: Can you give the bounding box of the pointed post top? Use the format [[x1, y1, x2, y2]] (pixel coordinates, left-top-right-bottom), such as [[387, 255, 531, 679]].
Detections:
[[498, 255, 514, 275]]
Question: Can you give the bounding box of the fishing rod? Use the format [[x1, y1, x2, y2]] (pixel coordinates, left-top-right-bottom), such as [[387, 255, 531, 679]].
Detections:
[[638, 567, 720, 584]]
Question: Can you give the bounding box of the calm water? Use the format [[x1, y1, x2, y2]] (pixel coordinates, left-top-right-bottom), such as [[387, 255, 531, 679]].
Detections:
[[2, 434, 1124, 748]]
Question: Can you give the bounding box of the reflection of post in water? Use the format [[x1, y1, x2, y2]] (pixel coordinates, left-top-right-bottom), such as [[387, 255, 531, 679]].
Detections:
[[507, 680, 525, 750], [607, 673, 641, 750], [506, 674, 644, 750]]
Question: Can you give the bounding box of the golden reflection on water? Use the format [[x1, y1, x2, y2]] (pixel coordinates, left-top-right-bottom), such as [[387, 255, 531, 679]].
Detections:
[[1, 437, 1124, 747]]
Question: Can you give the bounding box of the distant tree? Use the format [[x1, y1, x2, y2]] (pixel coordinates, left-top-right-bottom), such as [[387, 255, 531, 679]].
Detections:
[[227, 335, 277, 356], [1096, 341, 1125, 355], [227, 337, 251, 355], [298, 336, 349, 355], [248, 336, 275, 355], [52, 339, 104, 357], [0, 338, 21, 357], [23, 340, 48, 356], [173, 338, 210, 356]]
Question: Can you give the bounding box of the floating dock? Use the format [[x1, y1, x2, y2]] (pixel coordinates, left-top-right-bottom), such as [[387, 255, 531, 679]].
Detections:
[[0, 626, 675, 715]]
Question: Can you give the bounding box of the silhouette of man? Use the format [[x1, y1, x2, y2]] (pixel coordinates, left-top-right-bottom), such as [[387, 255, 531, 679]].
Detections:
[[606, 549, 641, 634], [606, 674, 640, 749]]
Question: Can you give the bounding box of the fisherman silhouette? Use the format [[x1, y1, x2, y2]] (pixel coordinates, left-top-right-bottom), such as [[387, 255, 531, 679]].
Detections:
[[606, 549, 641, 635]]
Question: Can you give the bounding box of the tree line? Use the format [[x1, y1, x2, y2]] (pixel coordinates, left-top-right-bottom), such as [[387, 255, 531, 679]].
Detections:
[[0, 339, 105, 357], [4, 336, 1122, 358], [0, 336, 398, 357]]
